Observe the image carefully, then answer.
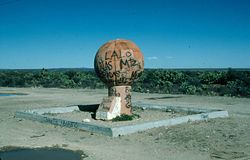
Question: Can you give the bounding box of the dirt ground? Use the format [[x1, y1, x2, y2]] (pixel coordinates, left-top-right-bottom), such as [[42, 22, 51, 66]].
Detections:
[[0, 87, 250, 160]]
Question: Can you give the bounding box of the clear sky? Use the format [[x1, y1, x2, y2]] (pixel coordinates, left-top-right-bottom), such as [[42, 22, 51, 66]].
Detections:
[[0, 0, 249, 69]]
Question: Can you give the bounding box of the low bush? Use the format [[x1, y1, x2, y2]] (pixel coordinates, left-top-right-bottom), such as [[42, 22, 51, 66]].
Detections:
[[0, 68, 249, 97]]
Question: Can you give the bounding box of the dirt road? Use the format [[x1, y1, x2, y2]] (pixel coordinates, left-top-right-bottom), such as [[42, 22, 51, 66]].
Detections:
[[0, 87, 249, 160]]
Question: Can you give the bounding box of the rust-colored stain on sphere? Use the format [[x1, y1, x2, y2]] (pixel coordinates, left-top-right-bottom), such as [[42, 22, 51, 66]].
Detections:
[[94, 39, 144, 86]]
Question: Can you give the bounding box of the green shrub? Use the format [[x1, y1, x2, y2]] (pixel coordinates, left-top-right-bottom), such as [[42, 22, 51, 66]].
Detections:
[[112, 114, 140, 122]]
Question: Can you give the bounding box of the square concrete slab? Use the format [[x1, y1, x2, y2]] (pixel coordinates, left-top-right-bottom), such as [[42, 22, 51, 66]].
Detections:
[[15, 103, 228, 137]]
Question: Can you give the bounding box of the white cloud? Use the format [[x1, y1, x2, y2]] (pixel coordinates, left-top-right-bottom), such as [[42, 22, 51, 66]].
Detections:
[[146, 56, 158, 60]]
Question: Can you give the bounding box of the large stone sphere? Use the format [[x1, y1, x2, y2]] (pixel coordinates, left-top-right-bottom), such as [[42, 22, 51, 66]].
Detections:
[[94, 39, 144, 87]]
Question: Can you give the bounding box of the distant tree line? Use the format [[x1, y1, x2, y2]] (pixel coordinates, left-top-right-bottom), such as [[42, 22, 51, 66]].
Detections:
[[0, 68, 249, 97], [0, 68, 105, 89], [133, 68, 250, 97]]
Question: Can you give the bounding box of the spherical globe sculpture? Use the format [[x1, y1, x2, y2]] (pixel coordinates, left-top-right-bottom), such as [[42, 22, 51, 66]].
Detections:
[[94, 39, 144, 115]]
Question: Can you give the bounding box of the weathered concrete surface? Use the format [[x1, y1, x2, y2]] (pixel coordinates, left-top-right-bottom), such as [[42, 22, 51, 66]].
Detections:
[[111, 110, 228, 137], [108, 86, 132, 114], [96, 96, 121, 120], [15, 111, 113, 137], [26, 106, 79, 115], [15, 104, 229, 137], [133, 103, 220, 113]]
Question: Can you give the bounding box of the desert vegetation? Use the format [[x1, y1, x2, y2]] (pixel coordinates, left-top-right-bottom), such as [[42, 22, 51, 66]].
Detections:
[[0, 68, 249, 97]]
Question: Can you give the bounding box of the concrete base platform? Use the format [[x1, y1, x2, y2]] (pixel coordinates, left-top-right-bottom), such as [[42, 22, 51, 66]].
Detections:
[[15, 103, 229, 137]]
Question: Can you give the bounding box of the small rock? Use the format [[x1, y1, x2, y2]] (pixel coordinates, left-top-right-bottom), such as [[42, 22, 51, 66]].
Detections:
[[82, 119, 90, 123]]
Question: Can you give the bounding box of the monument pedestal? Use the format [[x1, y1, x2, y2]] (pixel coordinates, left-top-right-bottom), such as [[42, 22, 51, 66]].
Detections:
[[95, 96, 121, 120], [96, 86, 132, 120], [108, 86, 132, 115]]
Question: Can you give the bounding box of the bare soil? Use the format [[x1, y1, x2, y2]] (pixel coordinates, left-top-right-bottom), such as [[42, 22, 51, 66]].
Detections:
[[0, 87, 250, 160]]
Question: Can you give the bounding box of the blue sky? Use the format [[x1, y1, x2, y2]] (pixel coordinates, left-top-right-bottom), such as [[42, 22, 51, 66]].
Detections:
[[0, 0, 249, 69]]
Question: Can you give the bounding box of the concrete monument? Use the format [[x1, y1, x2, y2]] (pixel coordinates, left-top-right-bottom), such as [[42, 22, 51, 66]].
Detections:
[[94, 39, 144, 120]]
